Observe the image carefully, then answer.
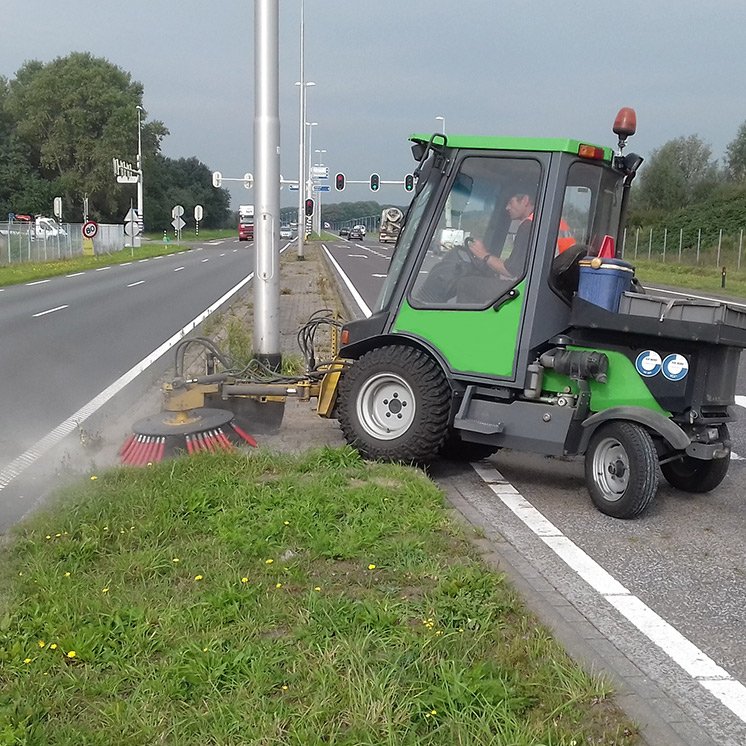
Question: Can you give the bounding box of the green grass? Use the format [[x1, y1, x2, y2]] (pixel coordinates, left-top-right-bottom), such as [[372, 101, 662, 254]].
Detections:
[[0, 449, 637, 745], [0, 243, 191, 288], [632, 259, 746, 299]]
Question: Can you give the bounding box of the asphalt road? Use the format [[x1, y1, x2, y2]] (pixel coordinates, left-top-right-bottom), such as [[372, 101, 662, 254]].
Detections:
[[323, 232, 746, 745], [0, 239, 264, 528]]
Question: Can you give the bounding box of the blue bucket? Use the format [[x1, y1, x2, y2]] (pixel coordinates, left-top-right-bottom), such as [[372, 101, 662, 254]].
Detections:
[[577, 258, 634, 312]]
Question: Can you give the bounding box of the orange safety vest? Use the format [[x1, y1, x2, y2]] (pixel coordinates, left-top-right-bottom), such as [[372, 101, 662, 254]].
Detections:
[[557, 218, 576, 253]]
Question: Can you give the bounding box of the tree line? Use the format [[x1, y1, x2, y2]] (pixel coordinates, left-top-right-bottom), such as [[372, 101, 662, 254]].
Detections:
[[0, 52, 231, 232]]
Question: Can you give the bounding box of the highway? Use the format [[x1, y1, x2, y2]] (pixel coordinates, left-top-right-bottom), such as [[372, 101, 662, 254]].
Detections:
[[323, 232, 746, 745]]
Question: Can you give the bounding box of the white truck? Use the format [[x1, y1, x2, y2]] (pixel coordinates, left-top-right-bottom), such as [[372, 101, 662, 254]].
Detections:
[[379, 207, 403, 244], [238, 205, 254, 241]]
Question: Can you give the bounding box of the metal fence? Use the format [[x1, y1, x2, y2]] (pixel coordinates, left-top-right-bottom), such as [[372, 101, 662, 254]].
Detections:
[[621, 226, 746, 270], [0, 222, 125, 265]]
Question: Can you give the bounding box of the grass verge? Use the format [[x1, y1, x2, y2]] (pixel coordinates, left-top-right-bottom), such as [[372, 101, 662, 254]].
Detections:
[[0, 448, 637, 745]]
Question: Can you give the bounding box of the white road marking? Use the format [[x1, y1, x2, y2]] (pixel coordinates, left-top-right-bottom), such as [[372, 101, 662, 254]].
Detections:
[[0, 269, 257, 495], [372, 273, 387, 278], [65, 272, 85, 278], [174, 266, 184, 272], [201, 258, 209, 263], [95, 267, 111, 272], [219, 252, 225, 257], [471, 462, 746, 724], [138, 259, 149, 263], [736, 396, 746, 408], [349, 254, 367, 259], [127, 281, 145, 288], [26, 280, 50, 286], [32, 305, 68, 318], [121, 262, 132, 266], [321, 245, 371, 318]]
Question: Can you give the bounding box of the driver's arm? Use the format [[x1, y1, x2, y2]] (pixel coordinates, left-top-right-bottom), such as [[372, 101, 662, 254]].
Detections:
[[466, 237, 514, 280]]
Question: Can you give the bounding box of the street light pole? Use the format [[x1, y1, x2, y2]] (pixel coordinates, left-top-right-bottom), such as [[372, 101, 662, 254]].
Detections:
[[136, 105, 144, 246], [296, 0, 308, 259]]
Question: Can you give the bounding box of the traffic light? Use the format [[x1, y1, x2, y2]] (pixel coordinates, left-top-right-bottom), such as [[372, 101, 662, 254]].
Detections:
[[335, 172, 346, 191], [404, 173, 414, 192], [370, 173, 380, 192], [305, 198, 314, 217]]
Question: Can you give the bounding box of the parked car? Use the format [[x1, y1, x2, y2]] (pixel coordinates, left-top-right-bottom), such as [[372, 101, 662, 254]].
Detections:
[[279, 225, 293, 239], [339, 227, 350, 237], [348, 227, 364, 240]]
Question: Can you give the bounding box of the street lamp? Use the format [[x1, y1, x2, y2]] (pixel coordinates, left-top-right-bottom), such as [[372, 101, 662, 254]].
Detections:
[[295, 78, 315, 258], [136, 105, 144, 245], [435, 115, 445, 134]]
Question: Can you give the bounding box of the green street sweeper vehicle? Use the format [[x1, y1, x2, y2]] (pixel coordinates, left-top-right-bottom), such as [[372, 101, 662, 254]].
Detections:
[[324, 108, 746, 518], [129, 108, 746, 520]]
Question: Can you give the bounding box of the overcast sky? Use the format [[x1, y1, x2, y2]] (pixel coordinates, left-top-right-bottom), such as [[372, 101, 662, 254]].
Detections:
[[3, 0, 746, 211]]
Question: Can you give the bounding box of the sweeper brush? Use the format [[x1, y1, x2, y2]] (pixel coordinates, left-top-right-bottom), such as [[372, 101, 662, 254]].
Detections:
[[120, 407, 257, 466]]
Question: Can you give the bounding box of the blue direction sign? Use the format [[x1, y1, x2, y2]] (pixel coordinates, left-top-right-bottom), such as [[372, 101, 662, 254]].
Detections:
[[313, 185, 331, 192]]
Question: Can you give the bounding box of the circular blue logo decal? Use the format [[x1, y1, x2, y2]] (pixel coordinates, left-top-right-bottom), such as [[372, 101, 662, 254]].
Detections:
[[635, 350, 662, 377], [662, 353, 689, 381]]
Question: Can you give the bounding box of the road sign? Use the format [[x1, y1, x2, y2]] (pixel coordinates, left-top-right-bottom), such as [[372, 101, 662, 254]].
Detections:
[[313, 185, 331, 192], [289, 185, 299, 191], [171, 205, 184, 219], [311, 166, 329, 178], [117, 175, 139, 184], [194, 205, 204, 222], [124, 221, 142, 237], [81, 220, 98, 239], [124, 207, 139, 223], [171, 216, 186, 231]]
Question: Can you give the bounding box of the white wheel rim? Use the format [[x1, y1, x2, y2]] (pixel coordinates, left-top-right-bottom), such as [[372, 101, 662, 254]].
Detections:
[[356, 372, 415, 440], [592, 436, 629, 501]]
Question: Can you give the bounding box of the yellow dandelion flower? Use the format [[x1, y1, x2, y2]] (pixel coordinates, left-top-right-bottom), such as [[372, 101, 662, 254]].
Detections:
[[64, 572, 71, 577], [314, 586, 321, 591], [241, 577, 249, 584], [66, 651, 76, 659], [90, 475, 98, 481], [265, 558, 274, 564], [23, 658, 32, 664], [283, 521, 290, 525], [102, 587, 109, 594], [172, 558, 180, 563], [103, 526, 108, 531], [425, 713, 431, 719], [281, 684, 288, 690], [430, 709, 437, 716], [368, 564, 376, 570], [50, 644, 58, 650], [37, 640, 46, 648], [275, 583, 283, 589], [18, 571, 23, 576], [194, 575, 203, 581], [45, 535, 51, 540], [55, 533, 61, 538], [203, 648, 208, 652]]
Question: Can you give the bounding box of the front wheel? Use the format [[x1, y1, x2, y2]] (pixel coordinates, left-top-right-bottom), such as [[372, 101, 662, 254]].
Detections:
[[585, 421, 658, 519], [337, 346, 450, 463]]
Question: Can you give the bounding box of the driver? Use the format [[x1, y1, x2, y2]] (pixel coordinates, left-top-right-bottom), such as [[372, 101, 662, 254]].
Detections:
[[465, 192, 535, 281]]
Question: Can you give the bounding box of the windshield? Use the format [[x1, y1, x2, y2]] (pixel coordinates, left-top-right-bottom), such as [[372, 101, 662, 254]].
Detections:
[[374, 178, 435, 312]]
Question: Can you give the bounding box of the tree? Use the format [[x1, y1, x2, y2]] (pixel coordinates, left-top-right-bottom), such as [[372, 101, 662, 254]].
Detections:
[[4, 52, 167, 223], [144, 155, 231, 232], [637, 135, 721, 211], [726, 122, 746, 182]]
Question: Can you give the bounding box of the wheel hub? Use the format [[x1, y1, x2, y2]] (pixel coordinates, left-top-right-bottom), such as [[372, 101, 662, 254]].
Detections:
[[357, 373, 415, 440]]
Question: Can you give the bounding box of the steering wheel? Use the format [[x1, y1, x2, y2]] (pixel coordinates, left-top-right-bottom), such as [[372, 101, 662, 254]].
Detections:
[[461, 236, 488, 268]]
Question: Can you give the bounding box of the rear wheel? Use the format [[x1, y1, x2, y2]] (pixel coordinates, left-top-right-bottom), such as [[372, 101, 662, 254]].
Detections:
[[337, 346, 450, 463], [585, 421, 658, 519], [660, 427, 730, 492]]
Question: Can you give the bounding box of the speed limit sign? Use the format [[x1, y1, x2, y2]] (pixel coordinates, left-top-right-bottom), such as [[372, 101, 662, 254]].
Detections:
[[82, 220, 98, 239]]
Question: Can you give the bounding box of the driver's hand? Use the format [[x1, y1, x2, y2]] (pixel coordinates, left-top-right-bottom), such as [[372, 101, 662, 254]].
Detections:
[[467, 237, 489, 261]]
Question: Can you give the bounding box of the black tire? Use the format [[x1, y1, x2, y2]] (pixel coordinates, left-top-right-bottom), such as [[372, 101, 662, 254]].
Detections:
[[337, 345, 450, 463], [585, 421, 658, 519], [660, 426, 730, 492], [440, 430, 499, 462]]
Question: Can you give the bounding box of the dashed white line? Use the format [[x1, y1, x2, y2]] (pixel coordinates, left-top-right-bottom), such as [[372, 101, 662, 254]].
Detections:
[[138, 259, 149, 263], [65, 272, 85, 278], [94, 266, 111, 272], [219, 252, 226, 257], [32, 305, 68, 318], [349, 254, 367, 259], [26, 280, 50, 286], [470, 462, 746, 725], [127, 281, 145, 288], [201, 258, 209, 263], [174, 266, 184, 272], [121, 262, 132, 266]]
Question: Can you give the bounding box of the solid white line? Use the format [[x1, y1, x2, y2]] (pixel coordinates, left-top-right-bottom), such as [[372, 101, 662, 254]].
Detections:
[[26, 280, 50, 286], [127, 281, 145, 288], [32, 305, 68, 318], [65, 272, 85, 278], [470, 461, 746, 725], [0, 269, 256, 494], [321, 244, 372, 318], [174, 267, 184, 272]]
